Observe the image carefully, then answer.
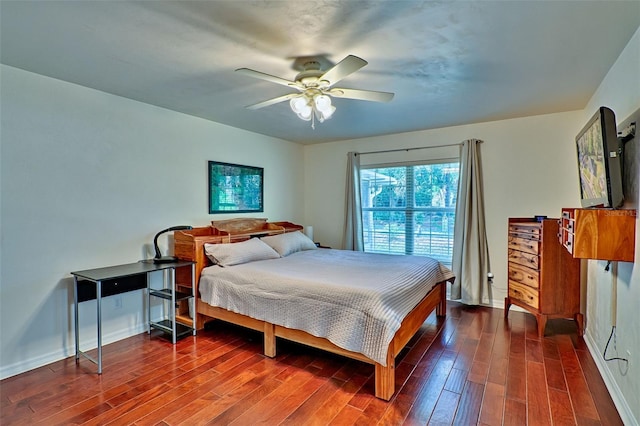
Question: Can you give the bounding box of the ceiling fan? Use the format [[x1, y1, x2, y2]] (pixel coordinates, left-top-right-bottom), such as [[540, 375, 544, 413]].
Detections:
[[236, 55, 394, 127]]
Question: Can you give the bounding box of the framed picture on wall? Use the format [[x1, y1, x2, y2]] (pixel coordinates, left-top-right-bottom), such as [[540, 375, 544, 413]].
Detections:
[[208, 161, 264, 214]]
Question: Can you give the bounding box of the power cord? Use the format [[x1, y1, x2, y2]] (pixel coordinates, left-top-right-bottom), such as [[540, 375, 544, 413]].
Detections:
[[603, 326, 629, 364]]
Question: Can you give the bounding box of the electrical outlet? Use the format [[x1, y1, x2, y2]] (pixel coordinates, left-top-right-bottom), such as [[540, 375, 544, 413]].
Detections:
[[114, 295, 123, 309]]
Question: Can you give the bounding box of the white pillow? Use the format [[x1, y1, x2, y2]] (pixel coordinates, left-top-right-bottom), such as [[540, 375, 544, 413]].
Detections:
[[261, 231, 317, 257], [204, 238, 280, 266]]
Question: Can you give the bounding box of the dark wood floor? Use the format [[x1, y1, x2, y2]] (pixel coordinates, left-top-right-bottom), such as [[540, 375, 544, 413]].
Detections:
[[1, 302, 622, 425]]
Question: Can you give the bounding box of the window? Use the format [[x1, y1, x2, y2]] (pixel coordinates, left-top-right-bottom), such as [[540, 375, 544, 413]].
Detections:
[[360, 161, 459, 266]]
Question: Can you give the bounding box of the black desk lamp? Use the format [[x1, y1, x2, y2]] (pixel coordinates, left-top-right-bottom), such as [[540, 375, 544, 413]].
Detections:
[[153, 225, 193, 264]]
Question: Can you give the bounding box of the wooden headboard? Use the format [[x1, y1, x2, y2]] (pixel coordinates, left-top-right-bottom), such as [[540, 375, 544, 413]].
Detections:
[[173, 218, 303, 307]]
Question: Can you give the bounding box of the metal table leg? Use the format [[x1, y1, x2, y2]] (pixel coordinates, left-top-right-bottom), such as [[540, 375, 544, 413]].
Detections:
[[74, 276, 79, 362], [96, 279, 102, 374]]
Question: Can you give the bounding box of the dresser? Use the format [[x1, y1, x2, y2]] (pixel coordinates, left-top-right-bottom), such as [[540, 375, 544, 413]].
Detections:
[[504, 218, 582, 337]]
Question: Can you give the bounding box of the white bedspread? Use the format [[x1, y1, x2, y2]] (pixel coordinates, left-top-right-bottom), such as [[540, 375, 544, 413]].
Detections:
[[199, 249, 454, 365]]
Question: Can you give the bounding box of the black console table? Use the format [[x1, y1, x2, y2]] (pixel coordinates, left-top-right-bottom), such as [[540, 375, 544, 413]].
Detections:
[[71, 260, 195, 374]]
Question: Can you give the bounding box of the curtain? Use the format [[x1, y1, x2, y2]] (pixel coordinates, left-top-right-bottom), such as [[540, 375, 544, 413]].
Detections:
[[343, 152, 364, 251], [451, 139, 491, 305]]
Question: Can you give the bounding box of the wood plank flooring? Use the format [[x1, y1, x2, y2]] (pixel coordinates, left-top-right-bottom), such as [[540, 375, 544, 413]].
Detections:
[[0, 302, 622, 425]]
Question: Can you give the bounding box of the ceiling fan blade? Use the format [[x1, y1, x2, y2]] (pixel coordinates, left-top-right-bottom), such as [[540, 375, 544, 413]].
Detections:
[[246, 93, 300, 110], [319, 55, 368, 86], [235, 68, 301, 89], [328, 88, 394, 103]]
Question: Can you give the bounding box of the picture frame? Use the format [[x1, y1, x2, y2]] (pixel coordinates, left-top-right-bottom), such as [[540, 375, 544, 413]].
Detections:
[[208, 161, 264, 214]]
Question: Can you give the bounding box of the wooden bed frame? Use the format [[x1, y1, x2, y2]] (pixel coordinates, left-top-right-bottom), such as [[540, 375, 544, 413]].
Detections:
[[173, 218, 449, 401]]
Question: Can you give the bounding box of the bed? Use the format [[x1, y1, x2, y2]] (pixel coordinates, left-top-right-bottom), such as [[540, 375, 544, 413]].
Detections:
[[173, 218, 454, 400]]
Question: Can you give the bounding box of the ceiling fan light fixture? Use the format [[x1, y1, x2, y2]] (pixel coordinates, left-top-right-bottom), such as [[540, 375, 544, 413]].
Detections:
[[314, 94, 332, 111], [312, 94, 335, 123], [291, 93, 333, 124], [290, 96, 310, 114], [317, 104, 336, 122], [326, 104, 336, 118], [297, 108, 313, 121]]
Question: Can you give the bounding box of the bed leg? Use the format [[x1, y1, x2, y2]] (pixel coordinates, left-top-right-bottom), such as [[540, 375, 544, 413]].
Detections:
[[436, 281, 447, 317], [264, 323, 276, 358], [374, 348, 395, 401], [195, 313, 207, 330]]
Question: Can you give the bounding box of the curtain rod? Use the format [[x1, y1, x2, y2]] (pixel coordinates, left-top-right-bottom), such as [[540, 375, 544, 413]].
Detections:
[[357, 141, 478, 156]]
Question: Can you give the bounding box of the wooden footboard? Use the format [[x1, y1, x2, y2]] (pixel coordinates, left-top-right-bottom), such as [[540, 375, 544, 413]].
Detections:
[[195, 279, 447, 401]]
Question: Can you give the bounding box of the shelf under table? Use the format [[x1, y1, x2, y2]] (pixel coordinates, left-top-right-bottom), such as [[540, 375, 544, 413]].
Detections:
[[150, 320, 193, 340]]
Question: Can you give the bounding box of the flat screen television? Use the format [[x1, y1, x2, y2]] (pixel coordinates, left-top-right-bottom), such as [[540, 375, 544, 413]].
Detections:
[[576, 106, 624, 208]]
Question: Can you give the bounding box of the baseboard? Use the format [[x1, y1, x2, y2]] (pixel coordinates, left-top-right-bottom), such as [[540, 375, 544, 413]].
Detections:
[[583, 330, 637, 426], [0, 324, 147, 380], [489, 298, 527, 313], [447, 297, 526, 312]]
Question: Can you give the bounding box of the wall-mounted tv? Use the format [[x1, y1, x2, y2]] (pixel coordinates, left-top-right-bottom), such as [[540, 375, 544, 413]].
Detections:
[[576, 106, 624, 208]]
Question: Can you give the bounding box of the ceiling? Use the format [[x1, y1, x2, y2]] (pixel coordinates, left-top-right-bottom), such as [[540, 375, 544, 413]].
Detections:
[[1, 1, 639, 145]]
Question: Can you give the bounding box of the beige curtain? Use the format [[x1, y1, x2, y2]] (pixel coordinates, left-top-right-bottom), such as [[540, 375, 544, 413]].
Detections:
[[451, 139, 491, 304], [343, 152, 364, 250]]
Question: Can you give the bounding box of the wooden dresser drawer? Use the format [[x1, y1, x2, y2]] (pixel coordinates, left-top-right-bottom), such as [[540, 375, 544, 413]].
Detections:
[[508, 224, 541, 239], [508, 281, 539, 310], [508, 235, 540, 256], [508, 248, 539, 270], [508, 262, 539, 289]]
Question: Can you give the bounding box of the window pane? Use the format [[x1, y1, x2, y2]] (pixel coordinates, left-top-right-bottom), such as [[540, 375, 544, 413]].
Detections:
[[361, 161, 459, 266], [362, 210, 406, 255], [414, 163, 459, 208], [363, 167, 406, 208], [412, 208, 456, 264]]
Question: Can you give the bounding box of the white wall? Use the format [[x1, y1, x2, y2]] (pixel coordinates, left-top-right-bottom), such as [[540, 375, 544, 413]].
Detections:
[[580, 27, 640, 425], [304, 111, 583, 307], [0, 65, 305, 378]]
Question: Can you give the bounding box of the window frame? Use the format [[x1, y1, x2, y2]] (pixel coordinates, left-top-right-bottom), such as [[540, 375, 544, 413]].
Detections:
[[360, 157, 460, 265]]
